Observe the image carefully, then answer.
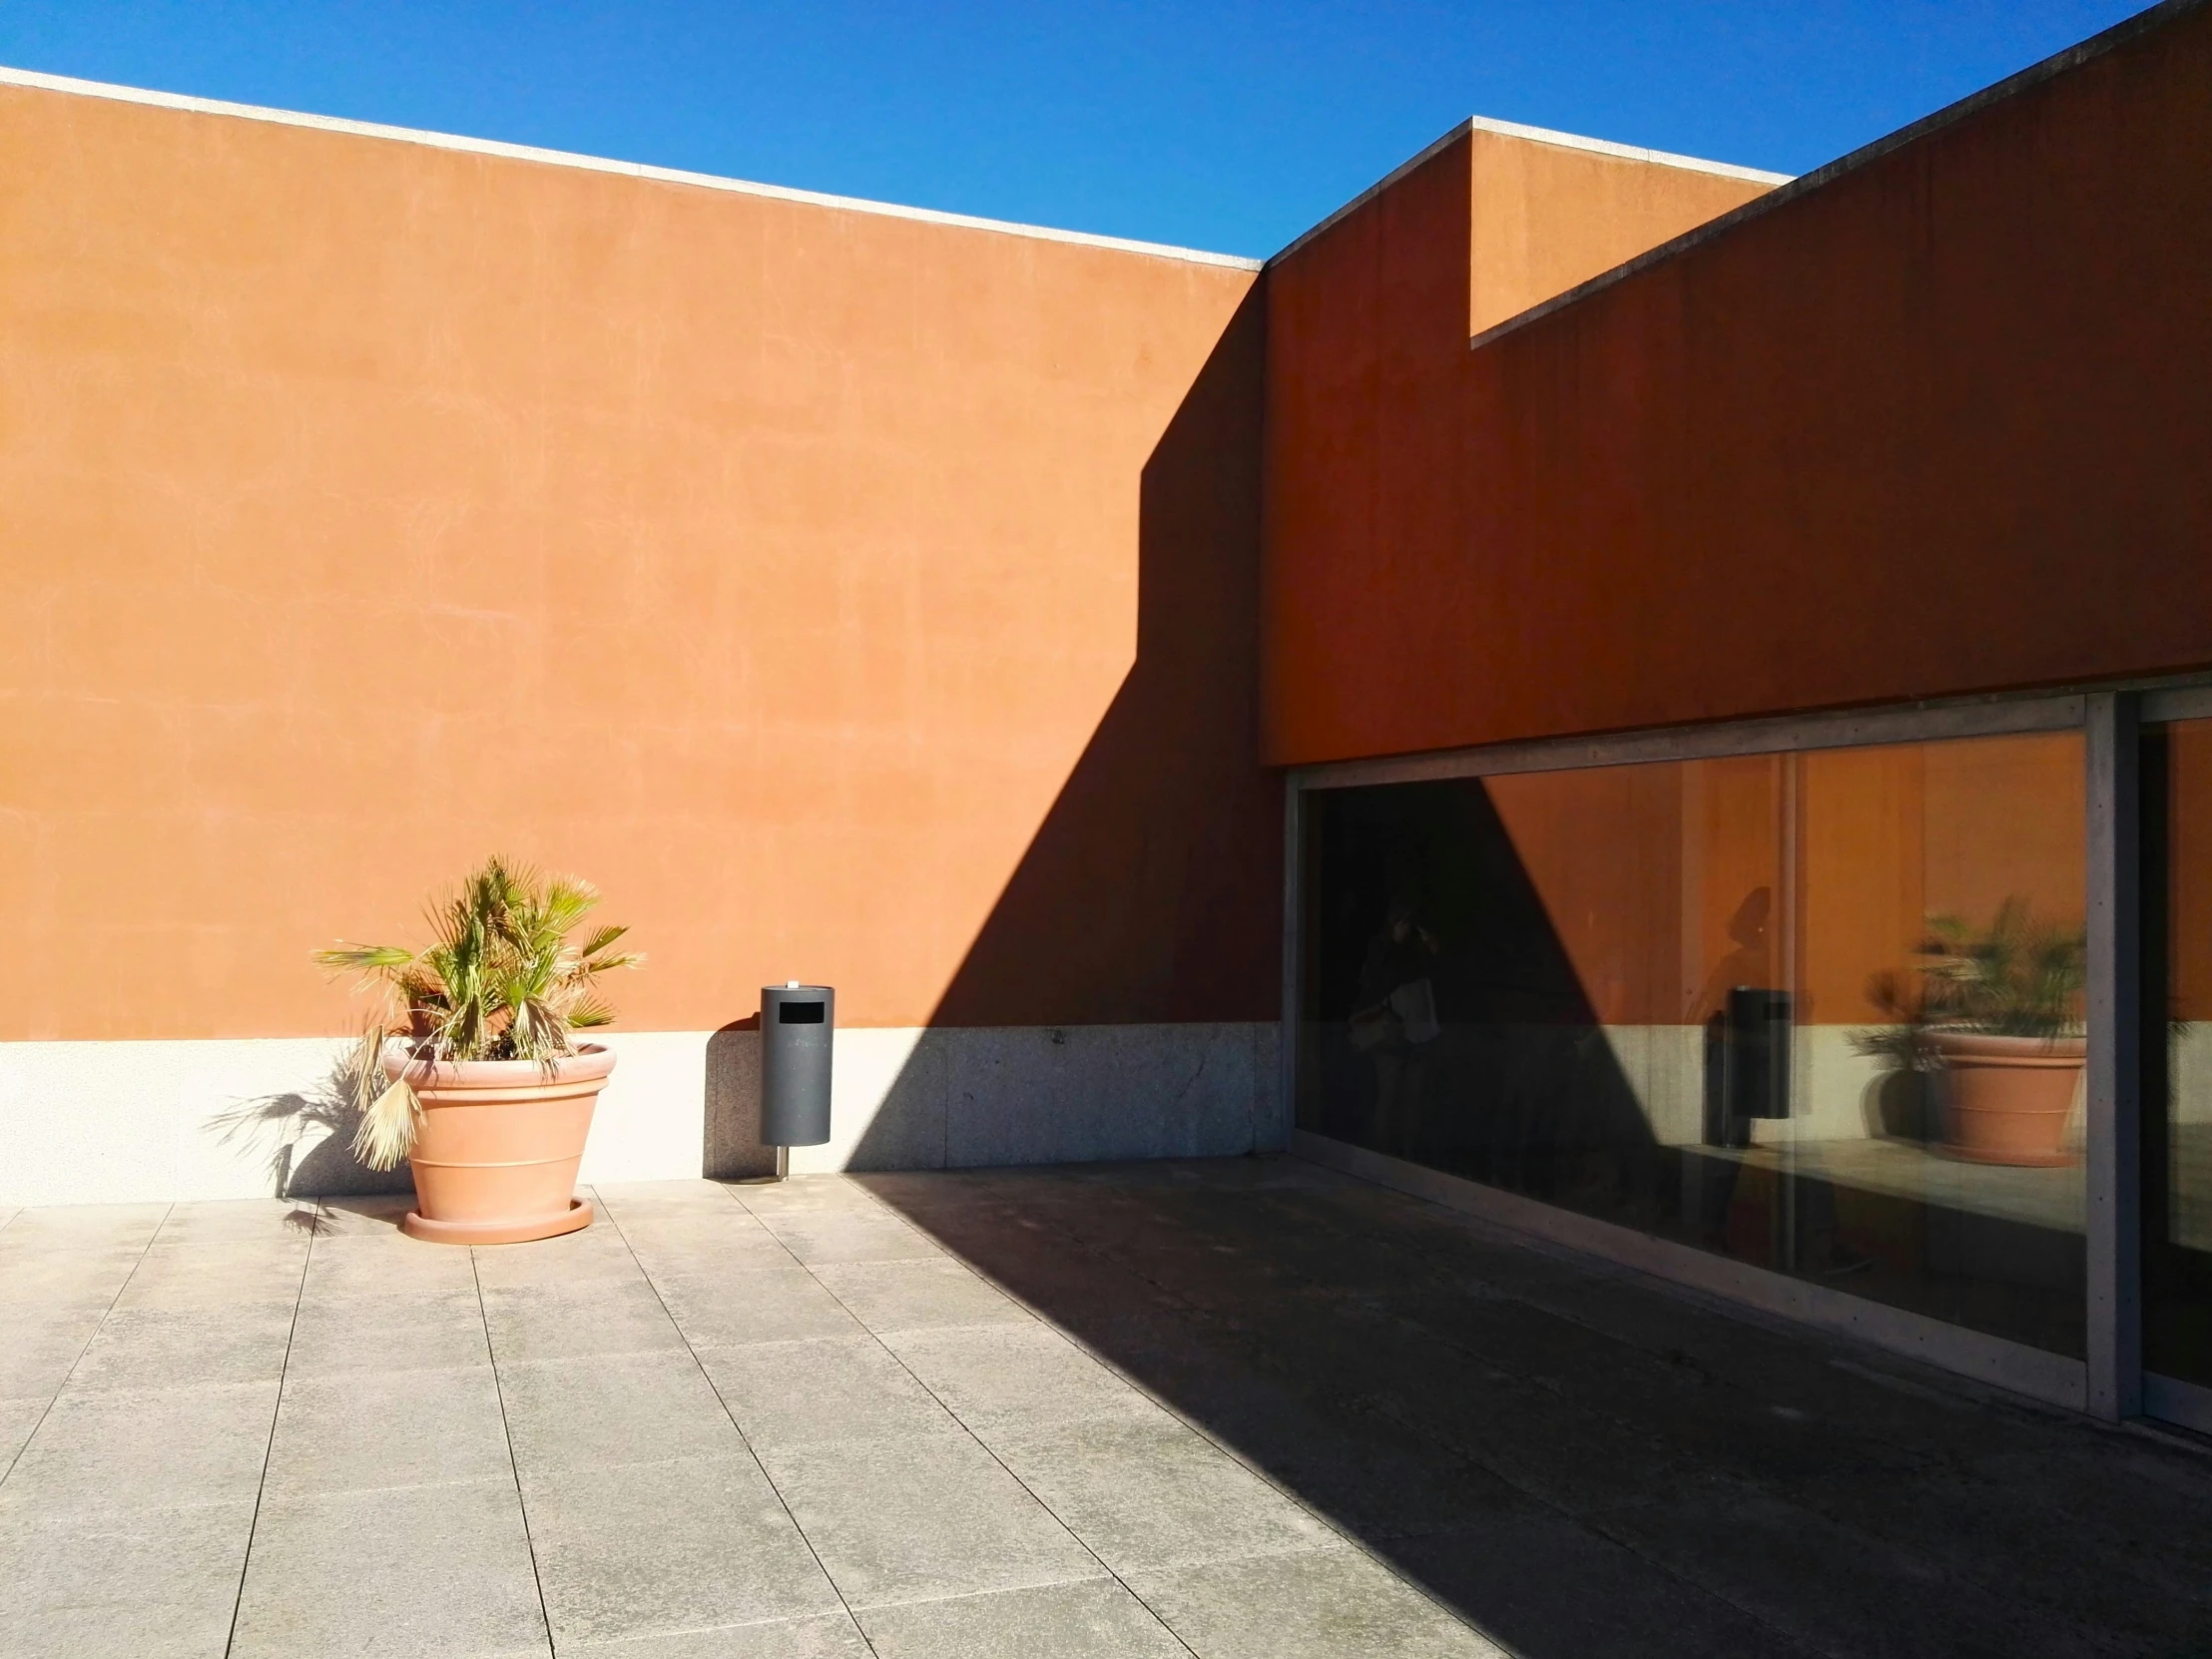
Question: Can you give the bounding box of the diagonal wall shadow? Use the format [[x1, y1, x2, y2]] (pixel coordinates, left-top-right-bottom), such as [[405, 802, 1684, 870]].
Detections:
[[924, 283, 1280, 1032], [827, 284, 1281, 1172]]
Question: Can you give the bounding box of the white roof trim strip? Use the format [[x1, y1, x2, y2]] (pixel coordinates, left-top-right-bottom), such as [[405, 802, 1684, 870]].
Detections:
[[1462, 114, 1792, 185], [0, 64, 1262, 273], [1269, 115, 1789, 265]]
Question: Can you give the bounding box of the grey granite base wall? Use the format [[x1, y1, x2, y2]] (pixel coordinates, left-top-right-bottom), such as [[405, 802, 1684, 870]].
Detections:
[[706, 1021, 1283, 1178], [0, 1022, 1281, 1204]]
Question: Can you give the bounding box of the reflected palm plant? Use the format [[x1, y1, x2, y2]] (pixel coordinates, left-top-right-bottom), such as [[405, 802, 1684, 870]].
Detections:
[[1852, 895, 2086, 1068], [314, 856, 641, 1169]]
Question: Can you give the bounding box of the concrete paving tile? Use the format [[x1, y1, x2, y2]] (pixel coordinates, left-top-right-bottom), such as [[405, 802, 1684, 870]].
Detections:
[[470, 1223, 643, 1287], [302, 1233, 480, 1298], [68, 1298, 297, 1391], [753, 1212, 942, 1267], [647, 1267, 864, 1349], [264, 1365, 511, 1496], [501, 1351, 745, 1476], [0, 1381, 277, 1516], [615, 1219, 795, 1273], [727, 1176, 884, 1219], [1116, 1341, 1563, 1544], [0, 1305, 108, 1399], [283, 1285, 492, 1377], [1393, 1509, 1817, 1659], [231, 1477, 548, 1659], [880, 1323, 1151, 1433], [0, 1204, 170, 1250], [811, 1257, 1031, 1334], [152, 1200, 317, 1247], [525, 1453, 840, 1647], [1127, 1544, 1503, 1659], [564, 1611, 871, 1657], [481, 1274, 685, 1363], [1896, 1443, 2212, 1643], [593, 1180, 750, 1213], [695, 1337, 955, 1453], [1592, 1480, 2119, 1659], [986, 1410, 1336, 1574], [112, 1241, 309, 1311], [0, 1245, 146, 1314], [764, 1423, 1104, 1611], [0, 1499, 254, 1659], [856, 1576, 1188, 1658]]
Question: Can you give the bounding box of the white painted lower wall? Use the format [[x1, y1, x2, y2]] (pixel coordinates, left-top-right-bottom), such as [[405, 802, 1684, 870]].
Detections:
[[0, 1022, 1283, 1206]]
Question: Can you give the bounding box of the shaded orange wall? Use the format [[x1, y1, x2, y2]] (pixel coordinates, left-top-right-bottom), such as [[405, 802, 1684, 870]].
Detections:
[[1265, 7, 2212, 766], [0, 85, 1270, 1040]]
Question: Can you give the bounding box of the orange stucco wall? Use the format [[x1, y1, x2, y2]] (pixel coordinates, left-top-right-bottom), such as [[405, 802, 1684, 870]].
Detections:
[[1467, 127, 1775, 339], [0, 84, 1271, 1040], [1263, 5, 2212, 767]]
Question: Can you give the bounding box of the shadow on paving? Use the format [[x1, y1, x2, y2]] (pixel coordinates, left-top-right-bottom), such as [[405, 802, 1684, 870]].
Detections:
[[853, 1157, 2212, 1659]]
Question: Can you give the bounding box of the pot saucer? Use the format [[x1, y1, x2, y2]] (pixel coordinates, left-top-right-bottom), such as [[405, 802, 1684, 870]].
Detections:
[[402, 1197, 594, 1245]]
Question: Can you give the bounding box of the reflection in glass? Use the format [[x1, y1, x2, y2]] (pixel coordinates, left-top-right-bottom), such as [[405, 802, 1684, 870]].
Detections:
[[1298, 733, 2089, 1356], [2144, 720, 2212, 1387]]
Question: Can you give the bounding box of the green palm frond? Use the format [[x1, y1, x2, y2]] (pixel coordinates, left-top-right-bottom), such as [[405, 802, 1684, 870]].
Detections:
[[314, 942, 417, 975], [312, 855, 641, 1078]]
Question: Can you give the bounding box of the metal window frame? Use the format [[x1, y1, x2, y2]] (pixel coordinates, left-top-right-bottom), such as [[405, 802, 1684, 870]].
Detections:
[[1279, 684, 2208, 1421]]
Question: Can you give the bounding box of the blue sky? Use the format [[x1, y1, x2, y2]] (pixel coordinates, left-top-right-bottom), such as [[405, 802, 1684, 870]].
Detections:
[[0, 2, 2150, 257]]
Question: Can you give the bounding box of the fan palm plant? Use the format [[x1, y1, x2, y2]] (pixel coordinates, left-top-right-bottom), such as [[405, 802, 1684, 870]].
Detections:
[[1851, 895, 2085, 1068], [316, 856, 641, 1169]]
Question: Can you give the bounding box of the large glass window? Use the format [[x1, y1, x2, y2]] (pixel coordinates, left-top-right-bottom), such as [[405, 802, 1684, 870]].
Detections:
[[1298, 731, 2089, 1356], [2144, 718, 2212, 1388]]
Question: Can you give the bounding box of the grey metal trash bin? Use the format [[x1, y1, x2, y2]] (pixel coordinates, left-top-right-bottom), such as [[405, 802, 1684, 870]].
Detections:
[[761, 983, 833, 1176]]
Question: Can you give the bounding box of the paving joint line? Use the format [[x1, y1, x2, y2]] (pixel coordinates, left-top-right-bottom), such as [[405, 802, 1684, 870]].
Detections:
[[743, 1177, 1202, 1659], [221, 1205, 316, 1659], [0, 1202, 174, 1492], [472, 1241, 560, 1658], [836, 1172, 1647, 1649], [598, 1187, 885, 1658]]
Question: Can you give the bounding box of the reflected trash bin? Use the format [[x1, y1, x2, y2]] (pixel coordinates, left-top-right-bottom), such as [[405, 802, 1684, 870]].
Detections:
[[761, 981, 833, 1179]]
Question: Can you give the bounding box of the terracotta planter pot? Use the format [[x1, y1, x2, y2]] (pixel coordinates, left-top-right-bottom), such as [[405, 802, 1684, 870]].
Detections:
[[1929, 1032, 2086, 1167], [383, 1044, 615, 1244]]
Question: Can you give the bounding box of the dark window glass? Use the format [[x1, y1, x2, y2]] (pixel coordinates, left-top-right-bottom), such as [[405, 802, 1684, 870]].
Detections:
[[2144, 720, 2212, 1386], [1298, 733, 2087, 1356]]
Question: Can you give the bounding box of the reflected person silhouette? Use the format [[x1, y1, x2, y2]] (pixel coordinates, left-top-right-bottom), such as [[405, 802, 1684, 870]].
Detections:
[[1350, 900, 1442, 1155]]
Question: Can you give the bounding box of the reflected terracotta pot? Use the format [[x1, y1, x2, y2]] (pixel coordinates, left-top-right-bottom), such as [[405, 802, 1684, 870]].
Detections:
[[383, 1044, 615, 1244], [1929, 1032, 2085, 1168]]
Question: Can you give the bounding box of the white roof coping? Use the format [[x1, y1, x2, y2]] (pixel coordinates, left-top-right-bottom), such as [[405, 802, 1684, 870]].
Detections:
[[0, 64, 1263, 273], [1270, 116, 1790, 266], [1462, 114, 1793, 186]]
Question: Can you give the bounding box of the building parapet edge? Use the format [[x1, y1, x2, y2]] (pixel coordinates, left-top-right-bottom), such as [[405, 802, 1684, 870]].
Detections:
[[0, 63, 1263, 273], [1464, 0, 2210, 352]]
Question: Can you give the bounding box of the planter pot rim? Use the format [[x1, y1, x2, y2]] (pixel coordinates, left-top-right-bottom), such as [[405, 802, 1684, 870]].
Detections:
[[381, 1041, 615, 1090], [1926, 1030, 2086, 1061]]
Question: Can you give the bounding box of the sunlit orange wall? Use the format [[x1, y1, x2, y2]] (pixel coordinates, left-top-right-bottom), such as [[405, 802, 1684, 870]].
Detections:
[[0, 85, 1270, 1040], [1264, 7, 2212, 767], [1467, 127, 1775, 339]]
